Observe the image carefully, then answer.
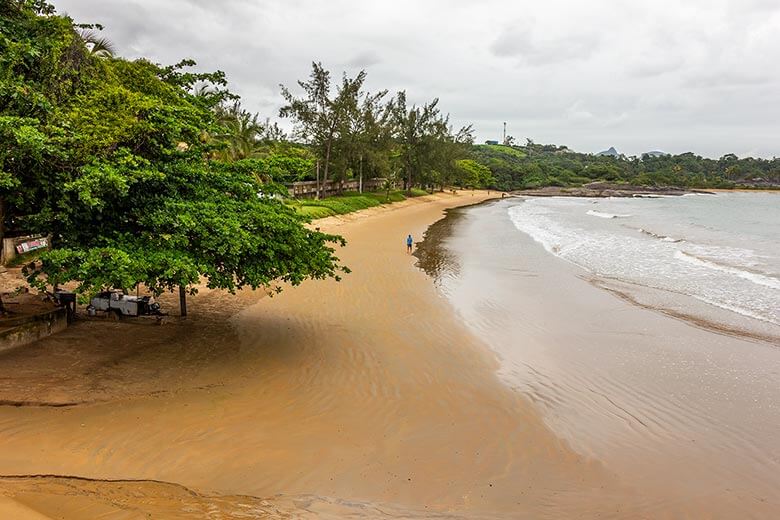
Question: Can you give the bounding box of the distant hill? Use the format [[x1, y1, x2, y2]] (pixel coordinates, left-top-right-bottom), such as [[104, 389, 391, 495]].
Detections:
[[468, 141, 779, 192]]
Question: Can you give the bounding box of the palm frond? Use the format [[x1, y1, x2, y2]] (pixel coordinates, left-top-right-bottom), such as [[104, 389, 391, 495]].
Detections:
[[79, 29, 116, 58]]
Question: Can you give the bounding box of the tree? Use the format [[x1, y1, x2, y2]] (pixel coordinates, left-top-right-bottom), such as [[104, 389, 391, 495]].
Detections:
[[79, 29, 115, 58], [213, 102, 266, 161], [388, 91, 446, 191], [455, 159, 494, 188], [2, 1, 348, 305], [340, 88, 391, 192], [280, 63, 366, 198]]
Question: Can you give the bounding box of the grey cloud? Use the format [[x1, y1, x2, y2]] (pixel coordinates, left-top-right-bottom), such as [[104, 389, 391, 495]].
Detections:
[[52, 0, 780, 158], [345, 51, 382, 68], [628, 54, 684, 78], [684, 71, 773, 88], [489, 26, 600, 66]]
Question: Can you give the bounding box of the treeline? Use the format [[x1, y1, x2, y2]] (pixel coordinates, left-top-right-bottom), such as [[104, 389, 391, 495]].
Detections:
[[216, 63, 491, 195], [470, 142, 780, 191]]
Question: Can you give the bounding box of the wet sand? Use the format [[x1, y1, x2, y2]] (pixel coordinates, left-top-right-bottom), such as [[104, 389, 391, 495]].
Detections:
[[0, 192, 638, 519], [417, 198, 780, 519]]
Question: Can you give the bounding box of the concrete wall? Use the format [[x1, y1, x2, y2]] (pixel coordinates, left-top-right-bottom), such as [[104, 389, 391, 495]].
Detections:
[[0, 307, 68, 355], [1, 234, 52, 266]]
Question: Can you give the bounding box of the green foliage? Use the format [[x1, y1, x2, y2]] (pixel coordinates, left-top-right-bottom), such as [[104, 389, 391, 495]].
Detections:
[[280, 64, 473, 194], [289, 189, 424, 218], [3, 1, 347, 300], [470, 143, 779, 190], [482, 144, 526, 159], [455, 159, 495, 188]]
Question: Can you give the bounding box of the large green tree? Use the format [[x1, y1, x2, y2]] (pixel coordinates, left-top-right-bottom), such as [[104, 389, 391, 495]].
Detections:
[[280, 63, 367, 198], [1, 1, 347, 303]]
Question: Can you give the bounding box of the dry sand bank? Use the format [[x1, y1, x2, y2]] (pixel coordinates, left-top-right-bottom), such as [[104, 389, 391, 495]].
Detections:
[[0, 191, 636, 519]]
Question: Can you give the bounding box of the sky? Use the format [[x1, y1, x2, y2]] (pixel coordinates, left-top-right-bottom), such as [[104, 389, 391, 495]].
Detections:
[[54, 0, 780, 158]]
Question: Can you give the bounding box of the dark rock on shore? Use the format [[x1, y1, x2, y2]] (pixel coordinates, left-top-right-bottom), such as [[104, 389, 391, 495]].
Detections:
[[513, 182, 713, 198]]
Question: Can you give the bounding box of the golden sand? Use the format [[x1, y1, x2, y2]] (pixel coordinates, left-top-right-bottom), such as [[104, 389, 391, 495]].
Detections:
[[0, 192, 645, 518]]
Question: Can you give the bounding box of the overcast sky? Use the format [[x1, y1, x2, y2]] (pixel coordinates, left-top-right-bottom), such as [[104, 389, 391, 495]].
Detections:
[[55, 0, 780, 158]]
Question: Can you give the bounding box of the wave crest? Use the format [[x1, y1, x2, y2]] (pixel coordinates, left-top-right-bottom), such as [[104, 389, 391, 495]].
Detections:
[[587, 210, 632, 219], [674, 251, 780, 290]]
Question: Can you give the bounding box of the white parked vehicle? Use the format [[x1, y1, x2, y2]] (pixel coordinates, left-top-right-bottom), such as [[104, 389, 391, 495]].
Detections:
[[87, 290, 163, 318]]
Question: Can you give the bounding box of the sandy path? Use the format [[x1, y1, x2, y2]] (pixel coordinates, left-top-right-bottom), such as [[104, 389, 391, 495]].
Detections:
[[0, 192, 634, 518]]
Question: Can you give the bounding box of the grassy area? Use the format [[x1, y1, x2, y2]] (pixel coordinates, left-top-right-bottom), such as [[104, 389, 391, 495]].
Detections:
[[290, 189, 430, 219], [478, 144, 527, 159]]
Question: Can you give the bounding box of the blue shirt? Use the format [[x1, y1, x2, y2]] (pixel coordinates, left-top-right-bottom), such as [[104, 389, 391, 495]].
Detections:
[[406, 236, 413, 245]]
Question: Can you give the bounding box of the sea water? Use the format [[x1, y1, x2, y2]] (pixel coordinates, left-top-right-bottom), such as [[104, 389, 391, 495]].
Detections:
[[508, 193, 780, 330], [416, 193, 780, 509]]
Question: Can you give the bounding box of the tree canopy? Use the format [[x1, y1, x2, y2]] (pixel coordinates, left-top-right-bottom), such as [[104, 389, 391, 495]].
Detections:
[[470, 142, 780, 191], [280, 63, 478, 196], [1, 1, 347, 299]]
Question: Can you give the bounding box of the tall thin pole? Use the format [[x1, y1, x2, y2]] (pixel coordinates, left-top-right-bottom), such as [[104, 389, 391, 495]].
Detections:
[[503, 122, 506, 144], [358, 154, 363, 193], [315, 160, 321, 200], [179, 286, 187, 317]]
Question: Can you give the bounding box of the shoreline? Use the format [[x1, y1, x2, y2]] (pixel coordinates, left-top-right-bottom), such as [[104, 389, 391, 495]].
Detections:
[[417, 197, 780, 517], [0, 191, 632, 519], [514, 184, 779, 198]]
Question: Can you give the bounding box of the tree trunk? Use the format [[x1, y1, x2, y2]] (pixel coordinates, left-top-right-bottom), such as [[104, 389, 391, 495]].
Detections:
[[315, 160, 321, 200], [0, 198, 5, 315], [323, 139, 332, 198], [358, 154, 363, 193], [179, 286, 187, 317]]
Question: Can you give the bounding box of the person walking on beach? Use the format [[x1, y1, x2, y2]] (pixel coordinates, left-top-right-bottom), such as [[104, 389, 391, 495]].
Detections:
[[406, 234, 414, 253]]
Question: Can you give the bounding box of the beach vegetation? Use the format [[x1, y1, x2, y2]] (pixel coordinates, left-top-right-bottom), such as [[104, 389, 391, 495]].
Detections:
[[470, 143, 780, 191], [289, 189, 427, 218], [280, 65, 481, 196], [1, 1, 348, 301]]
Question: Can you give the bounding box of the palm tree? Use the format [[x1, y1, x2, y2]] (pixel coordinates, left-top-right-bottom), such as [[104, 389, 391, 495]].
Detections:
[[79, 30, 116, 58], [212, 103, 266, 161]]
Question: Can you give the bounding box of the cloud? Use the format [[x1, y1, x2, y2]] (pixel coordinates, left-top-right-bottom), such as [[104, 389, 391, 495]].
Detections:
[[345, 50, 382, 68], [489, 21, 600, 66], [51, 0, 780, 158]]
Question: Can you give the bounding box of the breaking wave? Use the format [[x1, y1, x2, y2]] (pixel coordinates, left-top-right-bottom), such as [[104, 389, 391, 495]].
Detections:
[[675, 250, 780, 291], [587, 210, 632, 219], [638, 228, 683, 243], [508, 198, 780, 327]]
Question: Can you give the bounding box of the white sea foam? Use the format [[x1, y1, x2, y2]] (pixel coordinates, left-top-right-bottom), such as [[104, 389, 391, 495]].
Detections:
[[508, 197, 780, 327], [637, 228, 683, 243], [674, 250, 780, 290], [691, 294, 776, 325], [587, 210, 632, 219]]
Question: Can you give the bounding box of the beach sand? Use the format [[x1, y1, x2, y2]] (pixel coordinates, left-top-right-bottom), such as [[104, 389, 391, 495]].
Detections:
[[0, 191, 635, 519], [3, 191, 773, 518]]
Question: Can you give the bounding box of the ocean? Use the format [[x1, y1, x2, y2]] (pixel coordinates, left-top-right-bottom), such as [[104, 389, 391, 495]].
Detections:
[[415, 192, 780, 513], [508, 193, 779, 334]]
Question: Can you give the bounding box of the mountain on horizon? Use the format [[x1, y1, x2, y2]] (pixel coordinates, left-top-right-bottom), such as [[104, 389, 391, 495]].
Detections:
[[597, 146, 619, 157], [644, 150, 669, 157]]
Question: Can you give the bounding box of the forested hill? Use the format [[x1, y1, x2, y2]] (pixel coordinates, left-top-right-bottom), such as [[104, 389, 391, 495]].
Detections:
[[471, 143, 780, 191]]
